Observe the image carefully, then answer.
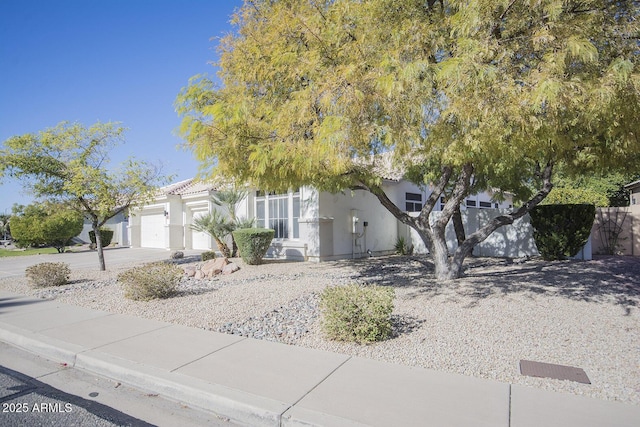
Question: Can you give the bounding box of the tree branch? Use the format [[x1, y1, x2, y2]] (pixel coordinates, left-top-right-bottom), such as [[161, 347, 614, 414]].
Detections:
[[420, 165, 453, 224], [456, 161, 554, 258]]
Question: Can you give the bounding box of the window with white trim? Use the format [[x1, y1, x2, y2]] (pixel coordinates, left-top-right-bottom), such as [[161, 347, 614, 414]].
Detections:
[[255, 190, 301, 239], [405, 192, 422, 212]]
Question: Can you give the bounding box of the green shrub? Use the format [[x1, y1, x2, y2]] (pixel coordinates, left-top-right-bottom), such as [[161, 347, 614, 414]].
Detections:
[[541, 187, 608, 207], [25, 262, 70, 288], [320, 284, 395, 343], [118, 262, 183, 301], [530, 204, 596, 261], [201, 251, 216, 261], [394, 236, 412, 255], [89, 228, 114, 247], [232, 228, 274, 265]]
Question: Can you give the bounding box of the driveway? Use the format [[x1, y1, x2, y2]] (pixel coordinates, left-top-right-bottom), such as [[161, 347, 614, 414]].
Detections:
[[0, 247, 204, 279]]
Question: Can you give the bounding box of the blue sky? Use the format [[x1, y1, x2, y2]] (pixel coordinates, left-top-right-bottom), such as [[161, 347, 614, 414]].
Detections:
[[0, 0, 244, 215]]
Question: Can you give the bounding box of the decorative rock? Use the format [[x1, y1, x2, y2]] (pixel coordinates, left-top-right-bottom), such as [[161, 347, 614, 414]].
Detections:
[[183, 266, 196, 277], [170, 251, 184, 259], [194, 269, 204, 280], [201, 257, 229, 278], [222, 262, 240, 275]]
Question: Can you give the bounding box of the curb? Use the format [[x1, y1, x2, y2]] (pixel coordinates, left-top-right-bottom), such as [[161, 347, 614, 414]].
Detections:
[[0, 324, 288, 426]]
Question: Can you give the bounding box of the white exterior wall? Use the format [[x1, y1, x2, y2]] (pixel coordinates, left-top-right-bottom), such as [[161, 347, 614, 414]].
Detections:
[[406, 208, 591, 259], [317, 187, 398, 260], [406, 209, 538, 257], [77, 212, 129, 246]]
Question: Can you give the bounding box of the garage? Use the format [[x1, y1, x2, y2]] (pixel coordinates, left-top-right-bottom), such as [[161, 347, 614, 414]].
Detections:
[[140, 213, 166, 248], [191, 211, 210, 250]]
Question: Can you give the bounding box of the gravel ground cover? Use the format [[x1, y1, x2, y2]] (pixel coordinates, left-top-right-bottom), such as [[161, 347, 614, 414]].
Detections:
[[1, 254, 638, 406]]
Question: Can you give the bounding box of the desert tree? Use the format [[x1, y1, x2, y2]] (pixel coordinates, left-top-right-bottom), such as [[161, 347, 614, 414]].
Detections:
[[177, 0, 640, 280], [0, 121, 167, 270]]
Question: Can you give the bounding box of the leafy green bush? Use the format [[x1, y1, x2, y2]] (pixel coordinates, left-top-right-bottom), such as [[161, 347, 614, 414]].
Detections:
[[232, 228, 274, 265], [541, 187, 608, 207], [89, 228, 114, 247], [530, 204, 596, 261], [25, 262, 71, 288], [118, 262, 183, 301], [201, 251, 216, 261], [320, 284, 395, 343], [11, 204, 83, 252]]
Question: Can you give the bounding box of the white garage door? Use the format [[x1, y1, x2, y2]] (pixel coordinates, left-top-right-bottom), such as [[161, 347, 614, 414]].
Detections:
[[191, 211, 210, 250], [141, 213, 165, 248]]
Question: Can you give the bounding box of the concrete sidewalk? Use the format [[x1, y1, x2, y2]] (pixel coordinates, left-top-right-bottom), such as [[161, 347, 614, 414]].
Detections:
[[0, 290, 638, 426]]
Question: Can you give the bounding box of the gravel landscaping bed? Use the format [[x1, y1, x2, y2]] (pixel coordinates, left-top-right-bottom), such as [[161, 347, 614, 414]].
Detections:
[[1, 254, 638, 406]]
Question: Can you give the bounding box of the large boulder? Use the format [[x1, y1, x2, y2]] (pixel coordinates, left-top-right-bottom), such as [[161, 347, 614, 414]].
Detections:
[[201, 257, 229, 278], [222, 262, 240, 275]]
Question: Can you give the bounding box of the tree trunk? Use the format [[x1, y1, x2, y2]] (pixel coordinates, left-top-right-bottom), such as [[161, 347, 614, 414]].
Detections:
[[93, 223, 106, 271], [214, 237, 231, 258], [231, 237, 238, 258], [363, 162, 555, 282], [452, 206, 465, 247]]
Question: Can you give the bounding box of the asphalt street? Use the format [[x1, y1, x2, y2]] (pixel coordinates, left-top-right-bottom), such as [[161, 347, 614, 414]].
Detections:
[[0, 364, 151, 427], [0, 342, 234, 427]]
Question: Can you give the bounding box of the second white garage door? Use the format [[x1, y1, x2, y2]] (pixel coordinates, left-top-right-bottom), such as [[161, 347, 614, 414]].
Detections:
[[191, 211, 211, 250], [141, 213, 166, 248]]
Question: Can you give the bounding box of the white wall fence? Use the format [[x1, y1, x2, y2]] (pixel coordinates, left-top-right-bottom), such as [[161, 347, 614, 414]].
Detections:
[[404, 208, 593, 260]]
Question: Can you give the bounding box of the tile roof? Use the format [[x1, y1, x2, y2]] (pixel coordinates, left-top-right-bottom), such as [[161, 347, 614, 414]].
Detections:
[[624, 179, 640, 189], [158, 178, 219, 197]]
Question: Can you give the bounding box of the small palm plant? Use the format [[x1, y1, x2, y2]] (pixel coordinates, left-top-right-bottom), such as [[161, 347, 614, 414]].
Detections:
[[191, 210, 234, 258], [212, 189, 252, 257]]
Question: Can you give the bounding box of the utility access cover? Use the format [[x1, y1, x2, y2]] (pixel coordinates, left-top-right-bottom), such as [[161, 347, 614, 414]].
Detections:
[[520, 360, 591, 384]]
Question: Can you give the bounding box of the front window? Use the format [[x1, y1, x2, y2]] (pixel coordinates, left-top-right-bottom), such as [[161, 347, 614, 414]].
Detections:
[[405, 192, 423, 212], [255, 190, 300, 239]]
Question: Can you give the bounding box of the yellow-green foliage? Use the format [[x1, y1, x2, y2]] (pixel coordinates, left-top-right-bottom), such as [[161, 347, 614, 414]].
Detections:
[[175, 0, 639, 281], [0, 121, 168, 270], [25, 262, 70, 288], [176, 0, 639, 197], [11, 203, 83, 252], [201, 251, 216, 261], [118, 262, 183, 301], [542, 187, 608, 207], [320, 284, 395, 344]]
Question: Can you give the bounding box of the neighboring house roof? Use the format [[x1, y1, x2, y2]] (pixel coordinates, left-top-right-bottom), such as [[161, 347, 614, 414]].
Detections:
[[157, 178, 220, 197], [624, 179, 640, 190]]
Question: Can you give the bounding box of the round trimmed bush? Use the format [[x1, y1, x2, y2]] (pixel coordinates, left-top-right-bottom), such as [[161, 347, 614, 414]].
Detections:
[[25, 262, 70, 288], [232, 228, 274, 265], [530, 204, 596, 261], [89, 228, 114, 247], [118, 262, 183, 301], [320, 284, 395, 344], [201, 250, 216, 262]]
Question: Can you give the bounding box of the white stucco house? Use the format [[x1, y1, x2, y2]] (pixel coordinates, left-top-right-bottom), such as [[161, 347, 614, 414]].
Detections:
[[129, 173, 516, 261], [76, 212, 129, 246], [625, 179, 640, 206]]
